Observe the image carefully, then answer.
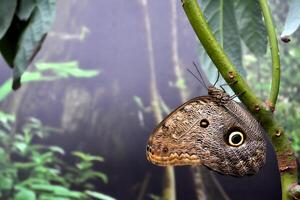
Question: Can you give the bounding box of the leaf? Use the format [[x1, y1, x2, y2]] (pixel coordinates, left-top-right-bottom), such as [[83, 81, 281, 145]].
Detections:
[[14, 189, 36, 200], [76, 171, 108, 184], [35, 61, 100, 78], [0, 16, 29, 71], [72, 151, 104, 162], [281, 0, 300, 38], [17, 0, 36, 20], [76, 162, 93, 170], [31, 184, 83, 198], [235, 0, 268, 56], [0, 147, 6, 161], [14, 142, 28, 154], [14, 162, 37, 169], [13, 0, 56, 82], [198, 0, 244, 90], [48, 146, 65, 155], [0, 0, 17, 39], [0, 61, 98, 102], [39, 195, 71, 200], [85, 190, 116, 200], [0, 176, 13, 190]]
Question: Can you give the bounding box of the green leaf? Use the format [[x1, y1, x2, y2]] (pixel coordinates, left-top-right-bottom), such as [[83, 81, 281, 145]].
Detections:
[[14, 162, 37, 169], [235, 0, 267, 56], [76, 171, 108, 184], [39, 195, 71, 200], [0, 111, 15, 130], [0, 147, 6, 161], [76, 162, 93, 170], [14, 142, 28, 154], [31, 184, 83, 198], [17, 0, 36, 20], [199, 0, 245, 87], [0, 176, 13, 190], [281, 0, 300, 38], [13, 0, 56, 81], [14, 189, 36, 200], [48, 146, 65, 155], [0, 61, 98, 102], [72, 151, 104, 162], [85, 190, 116, 200], [0, 0, 17, 39], [35, 61, 100, 78]]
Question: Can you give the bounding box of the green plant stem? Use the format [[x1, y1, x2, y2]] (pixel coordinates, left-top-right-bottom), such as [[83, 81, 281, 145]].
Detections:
[[181, 0, 298, 199], [258, 0, 280, 109]]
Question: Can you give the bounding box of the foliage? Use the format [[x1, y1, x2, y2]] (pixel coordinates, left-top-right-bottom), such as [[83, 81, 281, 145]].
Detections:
[[0, 0, 57, 89], [0, 61, 100, 102], [0, 114, 115, 200]]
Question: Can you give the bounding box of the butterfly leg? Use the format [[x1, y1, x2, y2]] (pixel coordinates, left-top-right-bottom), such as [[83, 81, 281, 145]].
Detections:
[[229, 90, 246, 100], [220, 80, 238, 92]]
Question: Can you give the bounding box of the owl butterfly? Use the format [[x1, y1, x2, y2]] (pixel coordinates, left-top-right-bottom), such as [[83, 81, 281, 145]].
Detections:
[[146, 71, 266, 176]]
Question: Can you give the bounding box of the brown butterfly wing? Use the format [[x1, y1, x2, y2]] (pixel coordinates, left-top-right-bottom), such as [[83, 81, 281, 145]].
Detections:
[[146, 96, 266, 176]]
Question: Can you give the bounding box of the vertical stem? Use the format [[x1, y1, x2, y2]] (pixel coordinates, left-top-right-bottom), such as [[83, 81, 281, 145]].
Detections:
[[258, 0, 281, 109], [140, 0, 176, 199]]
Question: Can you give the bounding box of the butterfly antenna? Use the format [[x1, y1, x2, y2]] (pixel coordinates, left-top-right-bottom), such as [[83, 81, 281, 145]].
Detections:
[[213, 71, 220, 87], [187, 69, 204, 87], [192, 62, 208, 89]]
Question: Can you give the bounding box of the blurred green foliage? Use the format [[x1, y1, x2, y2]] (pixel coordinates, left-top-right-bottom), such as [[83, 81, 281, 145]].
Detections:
[[0, 115, 114, 200], [0, 61, 112, 199], [0, 61, 100, 102], [246, 43, 300, 157]]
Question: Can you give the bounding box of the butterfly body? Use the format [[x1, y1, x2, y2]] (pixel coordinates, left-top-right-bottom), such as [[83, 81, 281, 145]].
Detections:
[[146, 86, 266, 176]]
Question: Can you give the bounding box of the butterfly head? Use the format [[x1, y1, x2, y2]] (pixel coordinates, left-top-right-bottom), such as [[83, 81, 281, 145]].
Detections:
[[207, 86, 231, 104]]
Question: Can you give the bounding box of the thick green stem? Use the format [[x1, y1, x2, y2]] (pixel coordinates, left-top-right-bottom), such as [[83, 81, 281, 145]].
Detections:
[[258, 0, 280, 109], [181, 0, 298, 199]]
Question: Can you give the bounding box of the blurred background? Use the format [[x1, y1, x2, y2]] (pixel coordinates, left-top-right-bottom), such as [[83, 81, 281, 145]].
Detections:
[[0, 0, 300, 199]]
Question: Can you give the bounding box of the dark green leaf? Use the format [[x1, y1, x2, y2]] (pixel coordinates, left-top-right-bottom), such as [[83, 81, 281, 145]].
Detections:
[[0, 0, 17, 39], [13, 0, 56, 82], [17, 0, 36, 20], [0, 16, 28, 67], [235, 0, 268, 56]]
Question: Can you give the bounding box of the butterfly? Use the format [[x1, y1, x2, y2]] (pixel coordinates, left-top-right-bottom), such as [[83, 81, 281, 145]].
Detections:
[[146, 66, 266, 176]]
